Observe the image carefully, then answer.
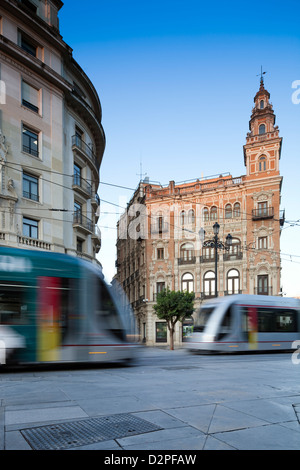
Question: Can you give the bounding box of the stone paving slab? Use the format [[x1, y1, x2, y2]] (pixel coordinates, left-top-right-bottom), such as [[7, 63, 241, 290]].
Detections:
[[5, 405, 88, 427], [213, 423, 300, 450], [0, 349, 299, 450]]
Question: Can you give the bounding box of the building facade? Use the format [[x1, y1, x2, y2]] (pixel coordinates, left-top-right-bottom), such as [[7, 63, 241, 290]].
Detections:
[[115, 79, 285, 347], [0, 0, 105, 261]]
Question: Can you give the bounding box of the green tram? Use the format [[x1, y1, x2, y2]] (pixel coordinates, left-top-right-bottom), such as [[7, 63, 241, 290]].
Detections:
[[0, 247, 138, 366]]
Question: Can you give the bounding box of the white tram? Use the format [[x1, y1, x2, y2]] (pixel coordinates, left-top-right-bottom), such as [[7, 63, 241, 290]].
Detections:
[[186, 295, 300, 353]]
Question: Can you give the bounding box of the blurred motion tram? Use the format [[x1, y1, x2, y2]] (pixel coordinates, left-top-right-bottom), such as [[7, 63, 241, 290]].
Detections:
[[185, 294, 300, 353], [0, 247, 138, 366]]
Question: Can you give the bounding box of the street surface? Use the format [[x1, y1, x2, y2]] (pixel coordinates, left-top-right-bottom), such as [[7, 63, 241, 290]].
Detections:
[[0, 347, 299, 450]]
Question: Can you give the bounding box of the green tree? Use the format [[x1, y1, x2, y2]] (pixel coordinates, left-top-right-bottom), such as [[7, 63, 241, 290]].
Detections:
[[153, 289, 195, 350]]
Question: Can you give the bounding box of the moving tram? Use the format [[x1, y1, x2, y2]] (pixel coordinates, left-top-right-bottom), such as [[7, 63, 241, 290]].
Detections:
[[186, 294, 300, 353], [0, 247, 138, 366]]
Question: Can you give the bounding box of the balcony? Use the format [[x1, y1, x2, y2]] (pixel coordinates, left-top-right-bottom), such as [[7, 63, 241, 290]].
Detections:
[[252, 207, 274, 220], [178, 256, 196, 265], [18, 235, 51, 250], [223, 252, 243, 261], [91, 192, 100, 210], [254, 287, 273, 296], [72, 175, 92, 198], [224, 290, 242, 296], [72, 135, 98, 171], [92, 224, 101, 252], [73, 212, 93, 234], [200, 255, 219, 263]]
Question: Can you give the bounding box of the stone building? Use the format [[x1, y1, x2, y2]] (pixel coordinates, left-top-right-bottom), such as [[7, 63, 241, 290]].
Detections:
[[115, 78, 285, 347], [0, 0, 105, 261]]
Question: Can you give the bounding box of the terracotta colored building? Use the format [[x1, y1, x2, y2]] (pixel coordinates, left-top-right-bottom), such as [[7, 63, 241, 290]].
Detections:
[[115, 79, 285, 347]]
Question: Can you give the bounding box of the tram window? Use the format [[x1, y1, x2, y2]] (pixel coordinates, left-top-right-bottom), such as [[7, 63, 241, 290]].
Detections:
[[275, 310, 297, 332], [194, 307, 215, 332], [0, 283, 29, 325], [257, 308, 298, 332], [58, 278, 77, 339], [242, 307, 298, 333], [257, 309, 273, 332], [217, 306, 233, 340], [97, 279, 124, 340]]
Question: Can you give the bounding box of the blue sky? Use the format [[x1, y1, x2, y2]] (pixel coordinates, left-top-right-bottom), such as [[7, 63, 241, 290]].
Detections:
[[59, 0, 300, 296]]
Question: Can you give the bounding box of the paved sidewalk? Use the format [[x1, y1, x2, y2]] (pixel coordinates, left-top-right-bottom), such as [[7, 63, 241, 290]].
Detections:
[[0, 348, 299, 450]]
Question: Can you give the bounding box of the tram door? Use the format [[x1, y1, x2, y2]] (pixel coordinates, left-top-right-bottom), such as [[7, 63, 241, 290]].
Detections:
[[242, 306, 258, 350], [37, 277, 62, 362]]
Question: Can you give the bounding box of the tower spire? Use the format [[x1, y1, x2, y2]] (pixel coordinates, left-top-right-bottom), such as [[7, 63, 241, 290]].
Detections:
[[257, 66, 267, 89]]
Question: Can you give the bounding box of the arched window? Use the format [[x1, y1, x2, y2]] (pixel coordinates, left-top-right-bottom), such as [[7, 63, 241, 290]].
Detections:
[[225, 204, 232, 219], [188, 209, 195, 225], [180, 243, 194, 261], [203, 271, 215, 297], [233, 202, 241, 217], [260, 100, 264, 109], [203, 207, 209, 222], [210, 206, 217, 220], [182, 273, 194, 293], [180, 210, 186, 226], [259, 124, 266, 135], [227, 269, 240, 295], [259, 156, 267, 171]]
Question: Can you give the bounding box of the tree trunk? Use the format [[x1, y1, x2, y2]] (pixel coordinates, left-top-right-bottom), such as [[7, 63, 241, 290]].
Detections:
[[169, 327, 174, 350]]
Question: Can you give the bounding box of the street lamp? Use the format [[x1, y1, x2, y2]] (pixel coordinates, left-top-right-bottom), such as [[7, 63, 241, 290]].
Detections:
[[199, 222, 232, 298]]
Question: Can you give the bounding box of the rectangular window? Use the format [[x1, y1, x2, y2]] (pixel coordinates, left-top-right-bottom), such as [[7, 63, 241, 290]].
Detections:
[[23, 217, 38, 239], [258, 202, 268, 217], [257, 275, 268, 295], [155, 322, 167, 343], [22, 81, 39, 113], [74, 201, 82, 224], [20, 0, 38, 14], [22, 126, 39, 157], [258, 237, 268, 249], [156, 282, 165, 293], [157, 248, 164, 260], [21, 35, 37, 57], [74, 164, 81, 186], [23, 172, 39, 201], [77, 238, 83, 253]]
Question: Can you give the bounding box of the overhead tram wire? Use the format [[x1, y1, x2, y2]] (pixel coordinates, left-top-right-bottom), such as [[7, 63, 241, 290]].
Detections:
[[5, 163, 295, 253], [6, 161, 287, 224]]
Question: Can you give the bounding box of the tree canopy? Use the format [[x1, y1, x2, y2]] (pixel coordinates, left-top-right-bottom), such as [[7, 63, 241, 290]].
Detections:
[[153, 289, 195, 350]]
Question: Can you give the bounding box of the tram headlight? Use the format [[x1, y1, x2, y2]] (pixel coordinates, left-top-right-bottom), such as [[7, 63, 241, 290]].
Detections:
[[202, 333, 215, 342]]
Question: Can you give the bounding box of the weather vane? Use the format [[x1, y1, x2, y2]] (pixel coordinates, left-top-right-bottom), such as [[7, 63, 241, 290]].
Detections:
[[257, 66, 267, 81]]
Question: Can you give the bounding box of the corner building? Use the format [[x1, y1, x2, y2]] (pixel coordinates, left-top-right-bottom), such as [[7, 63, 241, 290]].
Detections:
[[115, 78, 285, 347], [0, 0, 105, 261]]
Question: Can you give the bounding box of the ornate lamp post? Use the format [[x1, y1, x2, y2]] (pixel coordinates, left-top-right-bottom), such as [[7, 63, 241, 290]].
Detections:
[[199, 222, 232, 298]]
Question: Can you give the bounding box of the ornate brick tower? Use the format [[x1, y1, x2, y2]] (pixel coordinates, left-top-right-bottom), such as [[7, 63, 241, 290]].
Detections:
[[244, 76, 282, 176], [243, 75, 284, 296]]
